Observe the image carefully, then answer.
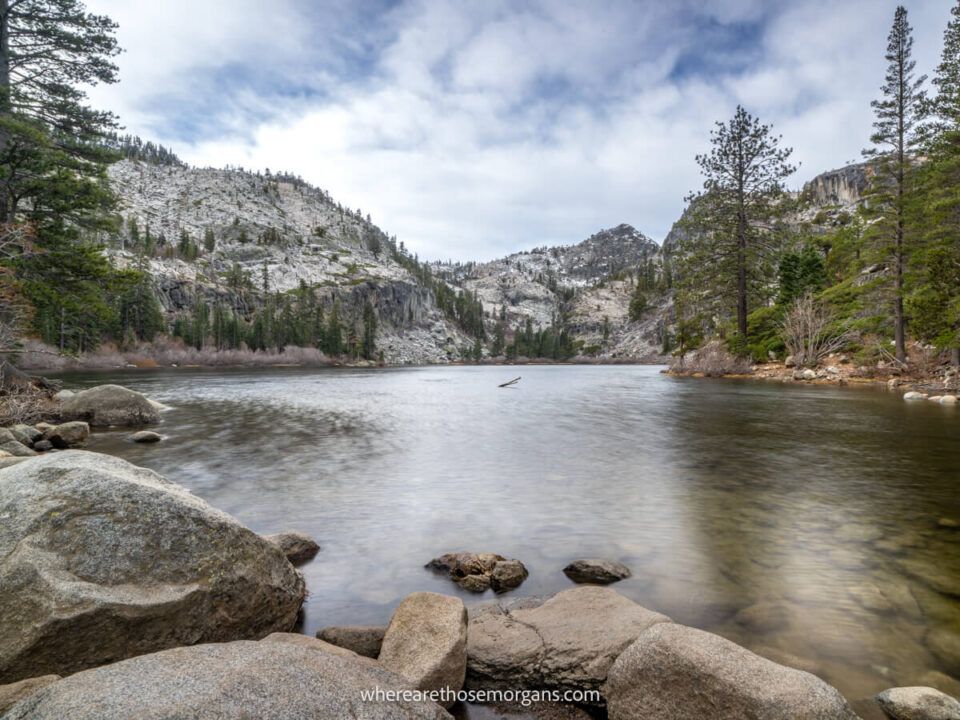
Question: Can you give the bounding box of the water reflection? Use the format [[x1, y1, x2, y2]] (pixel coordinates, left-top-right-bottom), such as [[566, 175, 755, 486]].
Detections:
[[60, 365, 960, 700]]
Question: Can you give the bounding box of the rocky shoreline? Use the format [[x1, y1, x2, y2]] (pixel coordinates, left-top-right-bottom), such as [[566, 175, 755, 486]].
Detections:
[[0, 384, 958, 719]]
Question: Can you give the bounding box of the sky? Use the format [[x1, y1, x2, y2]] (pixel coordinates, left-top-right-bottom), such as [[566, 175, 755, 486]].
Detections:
[[84, 0, 954, 261]]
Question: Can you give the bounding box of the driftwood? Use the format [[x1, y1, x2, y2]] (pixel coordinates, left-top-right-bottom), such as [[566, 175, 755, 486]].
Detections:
[[498, 376, 521, 388]]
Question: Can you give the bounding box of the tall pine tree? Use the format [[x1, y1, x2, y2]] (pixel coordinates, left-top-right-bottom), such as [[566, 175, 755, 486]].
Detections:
[[862, 5, 926, 363], [677, 106, 795, 347]]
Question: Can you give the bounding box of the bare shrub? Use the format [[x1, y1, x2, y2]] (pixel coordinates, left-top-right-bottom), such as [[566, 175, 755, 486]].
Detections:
[[670, 339, 753, 377], [780, 293, 854, 368], [0, 369, 58, 425]]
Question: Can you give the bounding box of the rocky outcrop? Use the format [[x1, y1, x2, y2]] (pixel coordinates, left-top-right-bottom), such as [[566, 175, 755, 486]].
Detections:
[[563, 559, 632, 585], [379, 593, 468, 707], [802, 162, 870, 209], [0, 451, 305, 682], [427, 552, 528, 593], [263, 530, 321, 565], [318, 626, 386, 659], [0, 675, 60, 715], [875, 686, 960, 720], [466, 586, 671, 696], [60, 384, 161, 426], [2, 640, 451, 720], [603, 623, 858, 720]]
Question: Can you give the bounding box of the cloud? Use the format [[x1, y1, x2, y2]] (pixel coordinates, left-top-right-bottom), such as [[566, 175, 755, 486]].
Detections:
[[84, 0, 953, 260]]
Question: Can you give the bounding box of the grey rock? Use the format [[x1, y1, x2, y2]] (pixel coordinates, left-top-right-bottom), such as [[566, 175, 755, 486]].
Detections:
[[317, 626, 386, 658], [0, 456, 28, 468], [604, 623, 858, 719], [563, 559, 632, 584], [129, 430, 163, 444], [0, 441, 36, 457], [2, 640, 451, 720], [876, 686, 960, 720], [60, 384, 160, 427], [52, 390, 74, 401], [0, 451, 305, 682], [379, 592, 467, 708], [490, 559, 529, 592], [31, 440, 53, 452], [9, 425, 40, 446], [467, 586, 671, 697], [0, 428, 16, 444], [44, 421, 90, 448], [0, 675, 60, 715], [263, 530, 320, 565]]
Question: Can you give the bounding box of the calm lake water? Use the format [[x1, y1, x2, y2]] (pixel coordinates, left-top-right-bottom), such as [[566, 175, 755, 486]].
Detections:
[[59, 365, 960, 701]]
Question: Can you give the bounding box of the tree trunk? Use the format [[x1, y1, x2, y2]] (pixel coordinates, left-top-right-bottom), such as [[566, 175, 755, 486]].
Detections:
[[0, 0, 11, 224]]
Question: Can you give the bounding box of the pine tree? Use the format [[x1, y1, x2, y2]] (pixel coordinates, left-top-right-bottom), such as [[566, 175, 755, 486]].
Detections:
[[628, 283, 647, 322], [677, 106, 796, 346], [863, 5, 926, 363], [325, 301, 342, 356], [907, 1, 960, 364]]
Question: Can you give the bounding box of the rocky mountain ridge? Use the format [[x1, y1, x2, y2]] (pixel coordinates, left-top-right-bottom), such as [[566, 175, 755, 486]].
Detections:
[[104, 158, 869, 364]]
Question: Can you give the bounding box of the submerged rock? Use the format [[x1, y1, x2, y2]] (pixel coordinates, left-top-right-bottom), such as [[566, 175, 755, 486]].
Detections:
[[904, 391, 927, 401], [128, 430, 163, 444], [2, 640, 451, 720], [60, 384, 160, 427], [379, 592, 468, 707], [0, 451, 306, 682], [563, 559, 632, 584], [604, 623, 858, 719], [427, 552, 528, 593], [0, 675, 60, 715], [875, 686, 960, 720], [263, 530, 321, 565], [317, 626, 386, 659], [467, 586, 670, 697]]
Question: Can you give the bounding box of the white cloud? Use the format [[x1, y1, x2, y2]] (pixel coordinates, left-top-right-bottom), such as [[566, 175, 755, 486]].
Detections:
[[84, 0, 954, 261]]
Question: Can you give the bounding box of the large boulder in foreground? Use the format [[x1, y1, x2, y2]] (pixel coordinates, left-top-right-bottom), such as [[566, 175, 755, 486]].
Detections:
[[3, 640, 451, 720], [0, 675, 60, 715], [60, 384, 160, 427], [604, 623, 858, 719], [467, 586, 671, 696], [379, 592, 467, 707], [0, 451, 306, 682], [876, 686, 960, 720]]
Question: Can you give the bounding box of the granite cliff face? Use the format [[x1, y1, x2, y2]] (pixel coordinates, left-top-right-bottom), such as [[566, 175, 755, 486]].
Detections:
[[104, 158, 870, 364]]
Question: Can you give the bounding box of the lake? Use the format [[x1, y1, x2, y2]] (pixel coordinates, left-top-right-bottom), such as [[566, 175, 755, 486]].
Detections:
[[59, 364, 960, 701]]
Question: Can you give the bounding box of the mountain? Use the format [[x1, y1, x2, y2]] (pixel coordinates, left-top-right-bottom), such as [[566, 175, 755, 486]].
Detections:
[[103, 157, 871, 365]]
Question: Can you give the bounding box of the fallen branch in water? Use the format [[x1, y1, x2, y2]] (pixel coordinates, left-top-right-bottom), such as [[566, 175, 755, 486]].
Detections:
[[498, 376, 521, 388]]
